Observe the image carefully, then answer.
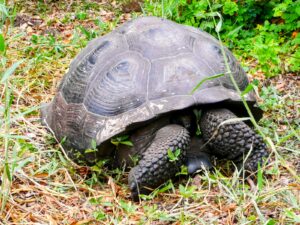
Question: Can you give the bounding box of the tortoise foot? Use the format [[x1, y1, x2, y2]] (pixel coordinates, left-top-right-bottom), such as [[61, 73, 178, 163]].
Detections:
[[200, 108, 269, 173], [128, 124, 190, 201]]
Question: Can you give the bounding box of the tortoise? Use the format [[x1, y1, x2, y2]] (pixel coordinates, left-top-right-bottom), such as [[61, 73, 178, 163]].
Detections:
[[41, 16, 269, 201]]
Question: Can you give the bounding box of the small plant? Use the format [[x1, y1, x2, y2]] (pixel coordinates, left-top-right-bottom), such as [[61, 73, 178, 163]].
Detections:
[[176, 165, 188, 176], [193, 109, 202, 136], [139, 179, 175, 200], [143, 0, 300, 77], [119, 200, 138, 214], [259, 86, 282, 111], [84, 139, 98, 153], [93, 209, 107, 221], [0, 33, 5, 53], [76, 11, 88, 20], [89, 197, 107, 220], [0, 54, 25, 213], [178, 183, 197, 198], [111, 135, 133, 147], [285, 209, 300, 223], [167, 148, 181, 162]]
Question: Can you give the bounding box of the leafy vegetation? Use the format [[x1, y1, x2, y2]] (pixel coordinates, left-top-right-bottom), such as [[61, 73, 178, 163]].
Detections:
[[0, 0, 299, 224], [144, 0, 300, 77]]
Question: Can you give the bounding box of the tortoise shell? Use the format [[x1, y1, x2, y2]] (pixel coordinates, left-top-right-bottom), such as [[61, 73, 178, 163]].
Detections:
[[41, 16, 258, 151]]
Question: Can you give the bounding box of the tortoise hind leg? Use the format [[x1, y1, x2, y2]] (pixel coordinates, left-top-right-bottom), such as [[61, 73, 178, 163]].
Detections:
[[128, 124, 190, 201], [200, 108, 269, 172]]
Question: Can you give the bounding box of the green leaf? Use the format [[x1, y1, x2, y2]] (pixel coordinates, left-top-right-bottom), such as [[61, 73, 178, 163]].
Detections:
[[120, 141, 133, 146], [204, 12, 218, 17], [89, 197, 103, 205], [111, 135, 133, 147], [0, 3, 8, 16], [157, 180, 174, 193], [31, 34, 38, 44], [215, 17, 222, 33], [167, 149, 175, 161], [85, 148, 97, 153], [248, 215, 257, 221], [93, 210, 106, 220], [174, 148, 181, 158], [91, 139, 97, 149], [179, 184, 185, 194], [193, 109, 202, 136], [285, 210, 300, 223], [265, 219, 277, 225], [223, 1, 238, 16], [90, 165, 102, 172], [111, 140, 118, 146], [60, 136, 66, 144], [113, 135, 129, 142], [1, 60, 24, 84], [167, 148, 181, 162], [119, 200, 137, 213], [273, 3, 288, 17], [242, 84, 254, 96], [15, 156, 35, 172], [191, 73, 224, 94], [227, 25, 243, 37], [257, 163, 264, 190], [242, 79, 259, 96], [0, 134, 30, 139], [10, 105, 40, 122], [5, 163, 12, 181], [0, 33, 5, 52], [176, 165, 188, 176], [76, 11, 87, 20], [179, 184, 196, 198]]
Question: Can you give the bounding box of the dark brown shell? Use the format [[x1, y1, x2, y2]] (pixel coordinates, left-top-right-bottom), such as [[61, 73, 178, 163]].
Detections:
[[41, 16, 258, 151]]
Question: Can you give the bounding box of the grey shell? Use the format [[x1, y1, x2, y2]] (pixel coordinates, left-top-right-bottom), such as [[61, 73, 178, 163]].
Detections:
[[41, 16, 257, 150]]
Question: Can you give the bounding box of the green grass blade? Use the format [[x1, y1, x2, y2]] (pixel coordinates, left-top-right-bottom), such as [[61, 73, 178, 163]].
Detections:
[[191, 73, 224, 94], [1, 59, 24, 83], [0, 33, 5, 52]]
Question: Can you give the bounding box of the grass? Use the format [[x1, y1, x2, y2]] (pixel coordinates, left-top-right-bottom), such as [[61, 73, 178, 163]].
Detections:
[[0, 0, 299, 224]]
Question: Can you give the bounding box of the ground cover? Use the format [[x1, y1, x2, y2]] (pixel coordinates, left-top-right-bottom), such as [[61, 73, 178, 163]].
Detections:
[[0, 0, 299, 224]]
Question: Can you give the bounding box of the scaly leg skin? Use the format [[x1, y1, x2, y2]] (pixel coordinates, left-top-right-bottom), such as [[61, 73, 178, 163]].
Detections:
[[200, 108, 269, 173], [128, 124, 190, 201]]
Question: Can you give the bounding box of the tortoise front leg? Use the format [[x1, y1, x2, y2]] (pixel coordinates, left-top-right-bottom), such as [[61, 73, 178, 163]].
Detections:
[[128, 124, 190, 201], [200, 108, 269, 173]]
